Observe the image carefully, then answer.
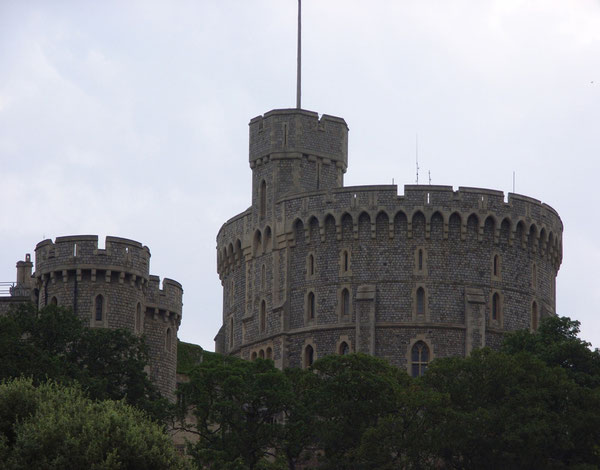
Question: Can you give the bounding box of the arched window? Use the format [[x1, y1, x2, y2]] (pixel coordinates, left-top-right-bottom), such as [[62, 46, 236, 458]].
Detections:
[[50, 296, 58, 306], [259, 349, 265, 359], [339, 341, 350, 355], [308, 292, 315, 320], [251, 351, 257, 360], [342, 288, 350, 318], [304, 345, 314, 368], [95, 295, 104, 322], [411, 341, 429, 377], [166, 327, 172, 352], [259, 300, 266, 333], [266, 347, 273, 360], [416, 287, 425, 316], [229, 317, 234, 349], [135, 303, 142, 333], [260, 180, 266, 218], [532, 301, 538, 331], [492, 293, 500, 321]]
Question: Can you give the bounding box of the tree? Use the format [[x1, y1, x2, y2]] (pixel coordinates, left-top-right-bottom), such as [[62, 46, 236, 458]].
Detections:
[[423, 348, 600, 469], [503, 315, 600, 388], [0, 377, 188, 470], [277, 366, 321, 470], [309, 353, 409, 470], [0, 303, 167, 420], [179, 355, 292, 470], [355, 382, 447, 470]]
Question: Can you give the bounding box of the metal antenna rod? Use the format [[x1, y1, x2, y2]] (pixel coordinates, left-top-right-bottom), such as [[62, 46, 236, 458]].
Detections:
[[296, 0, 302, 109], [416, 133, 419, 184]]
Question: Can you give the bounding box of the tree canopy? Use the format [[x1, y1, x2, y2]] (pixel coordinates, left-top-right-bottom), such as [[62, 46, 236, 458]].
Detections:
[[0, 377, 188, 470], [0, 303, 167, 420], [178, 316, 600, 470]]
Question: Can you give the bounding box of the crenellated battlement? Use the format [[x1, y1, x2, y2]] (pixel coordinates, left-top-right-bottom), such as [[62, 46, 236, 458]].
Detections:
[[35, 235, 151, 281], [216, 183, 563, 278], [249, 108, 348, 168], [146, 275, 183, 324]]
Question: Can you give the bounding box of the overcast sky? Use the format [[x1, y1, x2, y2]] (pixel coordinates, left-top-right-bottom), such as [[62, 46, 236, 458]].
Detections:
[[1, 0, 599, 350]]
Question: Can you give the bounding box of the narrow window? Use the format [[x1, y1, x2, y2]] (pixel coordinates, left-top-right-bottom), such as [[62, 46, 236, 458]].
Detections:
[[343, 251, 349, 272], [166, 327, 172, 352], [95, 295, 104, 322], [532, 302, 538, 331], [493, 255, 499, 277], [342, 288, 350, 318], [259, 349, 265, 359], [229, 317, 234, 349], [283, 123, 288, 147], [73, 243, 77, 257], [309, 254, 314, 276], [416, 287, 425, 316], [136, 303, 142, 333], [418, 249, 423, 270], [339, 341, 350, 355], [532, 263, 537, 290], [261, 264, 266, 289], [492, 293, 500, 321], [316, 162, 321, 189], [266, 347, 273, 360], [260, 300, 266, 333], [50, 296, 58, 306], [260, 180, 266, 218], [308, 292, 315, 320], [304, 345, 314, 368], [411, 341, 429, 377]]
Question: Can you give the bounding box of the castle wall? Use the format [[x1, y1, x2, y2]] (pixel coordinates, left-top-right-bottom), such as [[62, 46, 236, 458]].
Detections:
[[217, 181, 562, 371]]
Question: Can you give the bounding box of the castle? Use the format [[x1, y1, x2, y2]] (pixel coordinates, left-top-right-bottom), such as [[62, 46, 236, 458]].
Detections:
[[0, 235, 182, 400], [214, 108, 563, 374]]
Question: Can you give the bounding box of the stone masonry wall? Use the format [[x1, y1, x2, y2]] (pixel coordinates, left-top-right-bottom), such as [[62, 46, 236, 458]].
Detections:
[[217, 175, 561, 372]]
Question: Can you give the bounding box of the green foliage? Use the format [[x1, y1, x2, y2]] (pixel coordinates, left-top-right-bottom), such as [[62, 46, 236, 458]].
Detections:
[[309, 353, 410, 469], [179, 316, 600, 470], [0, 303, 167, 420], [177, 340, 205, 374], [424, 348, 600, 469], [355, 382, 447, 470], [0, 377, 188, 470], [503, 315, 600, 387], [180, 355, 292, 470]]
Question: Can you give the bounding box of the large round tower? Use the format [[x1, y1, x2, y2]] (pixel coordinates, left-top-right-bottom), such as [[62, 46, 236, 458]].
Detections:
[[34, 235, 182, 399], [215, 108, 562, 375]]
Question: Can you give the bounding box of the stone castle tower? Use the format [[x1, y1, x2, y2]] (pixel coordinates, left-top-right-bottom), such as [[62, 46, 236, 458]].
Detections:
[[215, 108, 562, 374], [9, 235, 182, 400]]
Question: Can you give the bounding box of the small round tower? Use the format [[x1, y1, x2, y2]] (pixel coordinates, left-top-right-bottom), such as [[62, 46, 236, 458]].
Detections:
[[34, 235, 182, 400]]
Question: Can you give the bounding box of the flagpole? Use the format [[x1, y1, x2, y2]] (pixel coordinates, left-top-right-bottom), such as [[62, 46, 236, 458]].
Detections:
[[296, 0, 301, 109]]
